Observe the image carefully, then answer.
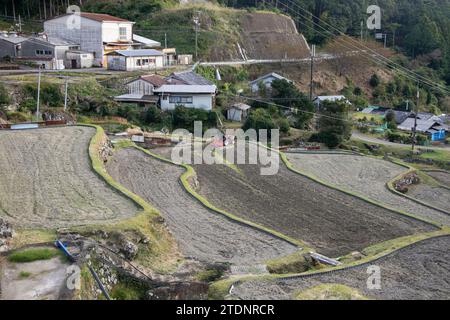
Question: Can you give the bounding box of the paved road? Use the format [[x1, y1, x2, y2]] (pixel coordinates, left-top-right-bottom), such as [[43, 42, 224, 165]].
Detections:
[[352, 131, 450, 151]]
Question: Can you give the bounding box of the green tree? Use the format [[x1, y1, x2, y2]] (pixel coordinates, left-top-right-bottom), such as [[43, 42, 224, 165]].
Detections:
[[243, 108, 276, 138], [313, 100, 351, 148], [270, 79, 314, 129], [369, 74, 380, 88]]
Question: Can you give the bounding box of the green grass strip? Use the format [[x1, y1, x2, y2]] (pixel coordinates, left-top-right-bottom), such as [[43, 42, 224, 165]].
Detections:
[[8, 247, 61, 263]]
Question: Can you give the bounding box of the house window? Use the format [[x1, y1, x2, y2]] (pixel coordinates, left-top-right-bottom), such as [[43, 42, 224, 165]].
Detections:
[[169, 96, 193, 104], [119, 27, 127, 40], [35, 50, 52, 55]]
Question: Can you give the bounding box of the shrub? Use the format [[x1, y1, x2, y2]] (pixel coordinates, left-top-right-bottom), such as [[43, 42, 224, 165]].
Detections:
[[369, 73, 380, 87]]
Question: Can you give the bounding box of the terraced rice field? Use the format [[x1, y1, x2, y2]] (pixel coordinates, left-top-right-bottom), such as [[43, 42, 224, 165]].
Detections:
[[408, 184, 450, 212], [424, 171, 450, 188], [286, 153, 450, 226], [0, 126, 139, 228], [231, 235, 450, 300], [106, 147, 297, 265], [152, 145, 434, 257]]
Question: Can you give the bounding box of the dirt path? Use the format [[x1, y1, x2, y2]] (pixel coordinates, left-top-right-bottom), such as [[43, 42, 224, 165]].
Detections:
[[0, 126, 139, 228], [352, 131, 450, 151], [231, 236, 450, 300], [106, 147, 297, 265], [286, 153, 450, 226]]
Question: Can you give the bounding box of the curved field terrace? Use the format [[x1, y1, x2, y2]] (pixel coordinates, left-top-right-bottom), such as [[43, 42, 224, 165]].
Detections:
[[231, 235, 450, 300], [0, 126, 139, 228], [151, 145, 435, 257], [286, 153, 450, 226], [106, 147, 298, 265], [424, 171, 450, 188]]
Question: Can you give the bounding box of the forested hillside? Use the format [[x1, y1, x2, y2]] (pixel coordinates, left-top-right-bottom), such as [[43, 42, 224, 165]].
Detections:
[[223, 0, 450, 84]]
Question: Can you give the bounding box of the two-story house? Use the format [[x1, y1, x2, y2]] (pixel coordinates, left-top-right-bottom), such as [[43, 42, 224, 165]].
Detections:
[[44, 12, 159, 67], [115, 71, 217, 111]]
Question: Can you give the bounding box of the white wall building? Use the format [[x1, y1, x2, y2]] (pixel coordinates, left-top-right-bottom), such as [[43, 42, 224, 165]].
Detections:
[[249, 72, 292, 93], [154, 85, 216, 111], [106, 49, 164, 71], [114, 72, 217, 110], [44, 12, 159, 67]]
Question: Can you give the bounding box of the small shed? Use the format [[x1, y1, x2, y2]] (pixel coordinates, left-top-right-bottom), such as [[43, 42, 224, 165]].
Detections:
[[227, 103, 251, 122], [65, 50, 94, 69], [177, 54, 193, 65]]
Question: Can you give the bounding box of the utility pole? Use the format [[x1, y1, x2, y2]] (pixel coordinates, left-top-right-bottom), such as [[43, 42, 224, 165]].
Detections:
[[360, 20, 364, 42], [64, 77, 69, 112], [193, 11, 200, 61], [36, 66, 42, 122], [411, 86, 420, 152], [164, 33, 167, 49], [18, 15, 22, 32], [309, 44, 316, 101]]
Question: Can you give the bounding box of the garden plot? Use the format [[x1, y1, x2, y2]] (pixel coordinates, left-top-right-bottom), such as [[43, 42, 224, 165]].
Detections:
[[106, 147, 297, 265], [408, 184, 450, 212], [286, 153, 450, 226], [231, 236, 450, 300], [191, 147, 433, 257], [0, 126, 139, 228], [425, 171, 450, 188]]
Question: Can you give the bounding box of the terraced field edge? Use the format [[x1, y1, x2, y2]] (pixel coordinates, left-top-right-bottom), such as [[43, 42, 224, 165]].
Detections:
[[131, 145, 307, 249]]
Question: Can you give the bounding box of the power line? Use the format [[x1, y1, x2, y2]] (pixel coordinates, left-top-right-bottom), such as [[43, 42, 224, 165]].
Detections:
[[267, 0, 450, 95]]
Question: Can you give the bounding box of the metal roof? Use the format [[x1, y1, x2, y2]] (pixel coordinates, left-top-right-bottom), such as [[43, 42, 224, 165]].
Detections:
[[133, 34, 161, 48], [249, 72, 291, 85], [398, 118, 447, 133], [0, 33, 28, 44], [168, 71, 214, 85], [231, 103, 252, 111], [153, 85, 217, 94], [80, 12, 131, 23], [108, 49, 164, 57], [35, 36, 78, 46]]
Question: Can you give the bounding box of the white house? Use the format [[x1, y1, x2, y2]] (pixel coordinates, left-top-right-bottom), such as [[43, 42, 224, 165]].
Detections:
[[249, 72, 292, 93], [114, 72, 217, 111], [154, 84, 216, 111], [106, 49, 164, 71], [313, 95, 351, 109], [227, 103, 251, 122], [44, 12, 159, 67]]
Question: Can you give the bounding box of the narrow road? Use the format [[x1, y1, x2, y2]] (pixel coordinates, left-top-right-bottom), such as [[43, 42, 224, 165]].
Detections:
[[352, 131, 450, 151]]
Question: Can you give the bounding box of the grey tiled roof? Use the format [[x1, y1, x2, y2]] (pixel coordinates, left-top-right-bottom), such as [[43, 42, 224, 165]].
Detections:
[[168, 71, 214, 85]]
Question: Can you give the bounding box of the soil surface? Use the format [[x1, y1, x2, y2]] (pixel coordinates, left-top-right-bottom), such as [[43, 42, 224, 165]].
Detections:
[[157, 145, 434, 257], [238, 13, 310, 60], [425, 171, 450, 188], [286, 153, 450, 226], [0, 126, 139, 228], [106, 147, 298, 265], [0, 255, 69, 300], [408, 184, 450, 212], [231, 236, 450, 300]]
